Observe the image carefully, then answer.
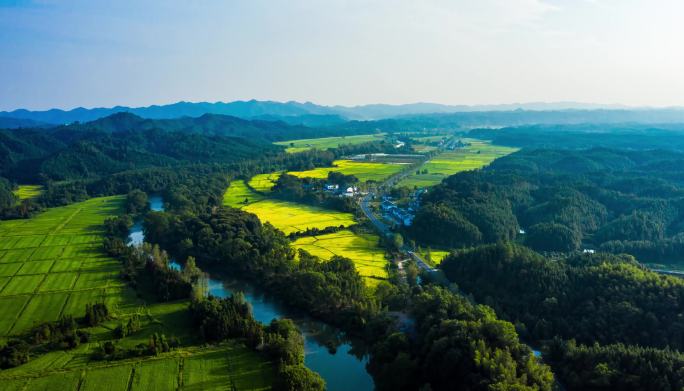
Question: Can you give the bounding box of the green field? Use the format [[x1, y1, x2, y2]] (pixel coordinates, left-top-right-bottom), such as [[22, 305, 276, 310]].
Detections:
[[223, 179, 266, 207], [288, 159, 405, 182], [275, 133, 386, 153], [224, 180, 356, 234], [0, 196, 125, 335], [0, 343, 273, 391], [0, 197, 274, 389], [397, 139, 518, 188], [247, 172, 282, 193], [12, 185, 43, 201], [293, 230, 388, 287]]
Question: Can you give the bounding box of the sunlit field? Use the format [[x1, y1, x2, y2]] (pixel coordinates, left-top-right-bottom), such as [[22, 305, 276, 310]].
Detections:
[[224, 180, 356, 234], [398, 139, 518, 188], [12, 185, 43, 201], [223, 179, 266, 206], [293, 230, 389, 287], [275, 133, 386, 153], [418, 249, 451, 266], [248, 172, 282, 193], [288, 159, 405, 182]]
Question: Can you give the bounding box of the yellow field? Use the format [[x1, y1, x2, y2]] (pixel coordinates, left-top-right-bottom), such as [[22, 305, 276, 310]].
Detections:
[[419, 249, 451, 266], [224, 180, 356, 234], [225, 178, 389, 286], [13, 185, 43, 200], [287, 159, 405, 182], [293, 230, 388, 287], [398, 139, 518, 188], [275, 133, 386, 153], [248, 172, 281, 193], [223, 179, 266, 206]]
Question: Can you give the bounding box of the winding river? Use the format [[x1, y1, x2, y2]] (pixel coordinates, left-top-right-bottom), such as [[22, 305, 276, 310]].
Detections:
[[128, 195, 374, 391]]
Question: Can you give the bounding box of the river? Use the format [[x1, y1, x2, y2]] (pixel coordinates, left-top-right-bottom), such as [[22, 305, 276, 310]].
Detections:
[[127, 195, 374, 391]]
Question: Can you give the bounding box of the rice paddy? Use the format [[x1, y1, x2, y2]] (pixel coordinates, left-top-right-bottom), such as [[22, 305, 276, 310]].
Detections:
[[1, 343, 273, 391], [12, 185, 43, 201], [397, 139, 518, 188], [293, 230, 388, 286], [275, 133, 386, 153], [287, 159, 405, 182], [0, 196, 125, 335], [0, 196, 274, 389]]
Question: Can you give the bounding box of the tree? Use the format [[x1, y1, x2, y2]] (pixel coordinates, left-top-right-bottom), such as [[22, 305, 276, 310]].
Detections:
[[392, 233, 404, 250], [125, 189, 149, 214]]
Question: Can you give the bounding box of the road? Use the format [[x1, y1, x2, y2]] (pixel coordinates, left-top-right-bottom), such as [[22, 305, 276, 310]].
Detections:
[[360, 187, 435, 272]]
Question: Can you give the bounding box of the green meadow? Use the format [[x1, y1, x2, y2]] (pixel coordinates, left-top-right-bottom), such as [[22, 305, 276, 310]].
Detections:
[[288, 159, 405, 182], [275, 133, 386, 153], [0, 196, 273, 390], [12, 185, 43, 201], [397, 139, 518, 188]]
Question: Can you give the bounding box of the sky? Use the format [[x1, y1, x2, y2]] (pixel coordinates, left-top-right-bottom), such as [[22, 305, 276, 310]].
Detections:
[[1, 0, 683, 111]]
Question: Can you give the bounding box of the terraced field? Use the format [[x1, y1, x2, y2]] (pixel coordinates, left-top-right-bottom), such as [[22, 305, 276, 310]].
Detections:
[[293, 230, 388, 287], [224, 180, 356, 234], [397, 139, 518, 188], [275, 133, 386, 153], [0, 197, 274, 390], [12, 185, 43, 201], [288, 159, 405, 182]]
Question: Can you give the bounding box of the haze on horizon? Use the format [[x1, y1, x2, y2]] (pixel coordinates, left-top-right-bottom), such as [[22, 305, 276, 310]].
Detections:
[[1, 0, 683, 111]]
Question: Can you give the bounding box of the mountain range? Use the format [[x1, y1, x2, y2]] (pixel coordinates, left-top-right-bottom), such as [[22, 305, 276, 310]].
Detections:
[[4, 99, 684, 126]]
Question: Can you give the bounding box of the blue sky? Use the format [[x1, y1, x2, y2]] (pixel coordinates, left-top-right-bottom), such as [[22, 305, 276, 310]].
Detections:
[[1, 0, 683, 110]]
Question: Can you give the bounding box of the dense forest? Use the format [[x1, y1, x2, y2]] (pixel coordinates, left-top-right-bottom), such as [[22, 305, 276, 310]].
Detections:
[[439, 242, 684, 389], [468, 124, 684, 150], [409, 148, 684, 263]]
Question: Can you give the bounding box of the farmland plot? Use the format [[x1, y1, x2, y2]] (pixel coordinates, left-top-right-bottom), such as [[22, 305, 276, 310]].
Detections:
[[288, 159, 405, 182], [293, 230, 389, 286], [398, 139, 518, 188]]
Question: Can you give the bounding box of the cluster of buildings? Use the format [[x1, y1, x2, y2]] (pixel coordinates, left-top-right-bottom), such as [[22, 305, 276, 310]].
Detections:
[[381, 196, 415, 226], [324, 184, 362, 197]]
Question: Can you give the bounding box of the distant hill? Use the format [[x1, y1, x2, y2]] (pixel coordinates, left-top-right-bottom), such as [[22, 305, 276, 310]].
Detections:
[[0, 116, 52, 129], [66, 112, 376, 141], [6, 99, 684, 124]]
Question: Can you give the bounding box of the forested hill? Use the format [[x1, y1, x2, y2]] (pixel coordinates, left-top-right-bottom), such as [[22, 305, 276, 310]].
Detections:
[[469, 124, 684, 150], [409, 148, 684, 264], [0, 119, 285, 182]]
